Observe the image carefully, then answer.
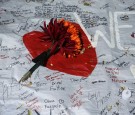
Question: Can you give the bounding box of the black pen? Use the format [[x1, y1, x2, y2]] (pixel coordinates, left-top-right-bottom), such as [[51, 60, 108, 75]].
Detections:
[[35, 110, 40, 115], [50, 109, 52, 115], [19, 47, 59, 83]]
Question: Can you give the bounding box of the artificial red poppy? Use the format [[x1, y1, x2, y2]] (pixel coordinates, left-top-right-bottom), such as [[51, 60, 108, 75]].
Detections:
[[23, 19, 97, 77]]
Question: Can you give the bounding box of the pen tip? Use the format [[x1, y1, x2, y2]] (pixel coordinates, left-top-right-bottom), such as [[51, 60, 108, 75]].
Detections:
[[19, 71, 32, 83]]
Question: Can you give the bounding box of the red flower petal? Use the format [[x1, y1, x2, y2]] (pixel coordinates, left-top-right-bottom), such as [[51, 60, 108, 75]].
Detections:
[[23, 23, 97, 77]]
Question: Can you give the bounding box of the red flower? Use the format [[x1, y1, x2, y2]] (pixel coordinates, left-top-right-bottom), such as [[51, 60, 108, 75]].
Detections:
[[23, 19, 97, 77], [40, 18, 83, 57]]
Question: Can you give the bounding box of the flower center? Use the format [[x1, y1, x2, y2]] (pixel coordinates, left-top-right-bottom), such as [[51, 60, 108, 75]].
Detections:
[[41, 18, 83, 58]]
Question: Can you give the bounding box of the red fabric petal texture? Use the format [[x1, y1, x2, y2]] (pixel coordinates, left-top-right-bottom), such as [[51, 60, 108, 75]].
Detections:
[[23, 23, 97, 77]]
